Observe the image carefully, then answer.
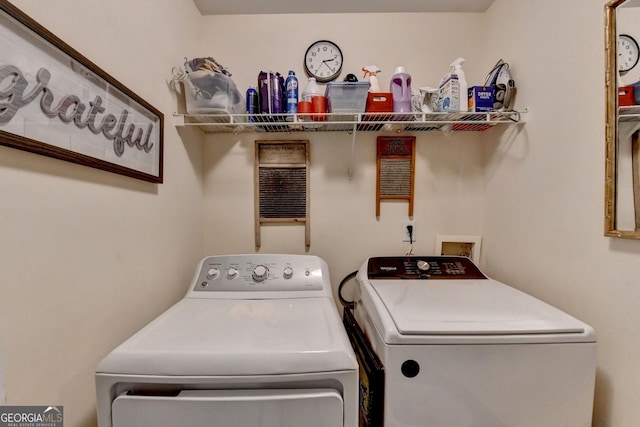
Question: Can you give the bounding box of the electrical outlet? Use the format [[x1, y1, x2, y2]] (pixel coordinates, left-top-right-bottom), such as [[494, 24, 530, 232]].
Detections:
[[402, 220, 416, 242]]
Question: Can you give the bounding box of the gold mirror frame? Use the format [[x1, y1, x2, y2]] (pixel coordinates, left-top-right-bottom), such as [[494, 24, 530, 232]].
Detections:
[[605, 0, 640, 238]]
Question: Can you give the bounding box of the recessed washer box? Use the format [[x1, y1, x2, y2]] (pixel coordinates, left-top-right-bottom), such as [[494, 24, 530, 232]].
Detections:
[[436, 234, 481, 263]]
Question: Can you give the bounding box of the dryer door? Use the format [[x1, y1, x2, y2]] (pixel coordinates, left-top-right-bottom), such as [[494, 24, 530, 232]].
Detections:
[[112, 389, 343, 427]]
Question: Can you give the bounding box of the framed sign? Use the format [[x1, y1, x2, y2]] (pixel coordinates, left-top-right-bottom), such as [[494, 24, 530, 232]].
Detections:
[[0, 0, 163, 183]]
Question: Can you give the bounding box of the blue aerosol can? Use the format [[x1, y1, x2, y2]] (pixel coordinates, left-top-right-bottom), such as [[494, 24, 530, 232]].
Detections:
[[246, 85, 259, 122], [285, 70, 299, 119]]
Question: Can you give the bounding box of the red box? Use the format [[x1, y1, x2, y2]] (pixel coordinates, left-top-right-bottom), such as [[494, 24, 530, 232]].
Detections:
[[366, 92, 393, 113], [619, 85, 635, 106]]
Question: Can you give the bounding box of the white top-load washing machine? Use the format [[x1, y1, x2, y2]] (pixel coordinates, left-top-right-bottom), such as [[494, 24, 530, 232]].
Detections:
[[96, 254, 358, 427], [350, 256, 596, 427]]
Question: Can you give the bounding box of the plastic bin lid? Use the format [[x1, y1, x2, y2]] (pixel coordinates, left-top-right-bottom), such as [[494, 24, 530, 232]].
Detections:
[[326, 81, 371, 87]]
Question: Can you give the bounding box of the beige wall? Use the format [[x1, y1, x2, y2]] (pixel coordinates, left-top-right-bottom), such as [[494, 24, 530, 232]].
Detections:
[[2, 1, 639, 426], [483, 1, 640, 426], [0, 1, 204, 426]]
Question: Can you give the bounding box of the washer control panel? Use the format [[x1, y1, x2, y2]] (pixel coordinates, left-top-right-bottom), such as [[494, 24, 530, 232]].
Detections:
[[191, 254, 326, 294], [367, 256, 486, 280]]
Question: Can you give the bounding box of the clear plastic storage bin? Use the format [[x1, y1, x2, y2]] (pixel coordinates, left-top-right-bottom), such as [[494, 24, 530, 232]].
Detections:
[[184, 70, 244, 114], [325, 82, 370, 114]]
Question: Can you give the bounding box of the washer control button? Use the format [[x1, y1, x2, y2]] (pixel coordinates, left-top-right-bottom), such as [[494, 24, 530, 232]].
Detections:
[[206, 267, 220, 280], [416, 260, 430, 271], [252, 265, 269, 282], [283, 267, 294, 279]]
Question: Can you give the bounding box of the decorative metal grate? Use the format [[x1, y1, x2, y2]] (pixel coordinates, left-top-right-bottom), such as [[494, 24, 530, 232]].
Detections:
[[379, 158, 412, 196], [255, 140, 310, 248], [376, 136, 415, 217], [258, 168, 307, 218]]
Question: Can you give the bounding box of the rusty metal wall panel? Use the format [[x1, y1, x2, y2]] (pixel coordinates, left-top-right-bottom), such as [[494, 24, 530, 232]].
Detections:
[[379, 158, 412, 196], [258, 168, 307, 218]]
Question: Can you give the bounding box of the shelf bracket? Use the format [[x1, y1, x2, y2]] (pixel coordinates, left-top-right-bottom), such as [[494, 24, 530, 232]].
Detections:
[[621, 120, 640, 141], [348, 122, 357, 181]]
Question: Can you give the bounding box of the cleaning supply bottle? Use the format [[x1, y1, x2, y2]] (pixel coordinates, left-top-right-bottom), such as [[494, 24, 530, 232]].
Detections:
[[285, 70, 299, 118], [258, 71, 284, 114], [390, 66, 412, 113], [272, 72, 285, 114], [301, 77, 326, 120], [362, 66, 382, 92], [301, 77, 322, 101], [245, 85, 259, 122], [450, 58, 468, 112]]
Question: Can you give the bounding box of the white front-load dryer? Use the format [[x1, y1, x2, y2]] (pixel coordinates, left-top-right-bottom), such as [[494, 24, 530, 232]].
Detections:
[[96, 254, 358, 427], [350, 256, 596, 427]]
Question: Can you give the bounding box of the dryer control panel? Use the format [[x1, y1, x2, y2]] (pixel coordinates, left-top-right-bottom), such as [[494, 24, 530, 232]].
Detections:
[[188, 254, 329, 297], [367, 256, 487, 280]]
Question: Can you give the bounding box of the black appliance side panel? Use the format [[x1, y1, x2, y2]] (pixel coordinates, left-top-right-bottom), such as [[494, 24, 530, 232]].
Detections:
[[343, 308, 384, 427]]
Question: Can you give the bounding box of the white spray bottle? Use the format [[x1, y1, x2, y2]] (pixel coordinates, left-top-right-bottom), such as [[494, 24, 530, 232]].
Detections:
[[451, 57, 468, 112], [362, 66, 382, 92]]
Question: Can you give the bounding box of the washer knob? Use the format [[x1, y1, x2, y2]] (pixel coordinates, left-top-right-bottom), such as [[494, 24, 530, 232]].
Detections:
[[227, 267, 239, 279], [417, 260, 430, 271], [252, 265, 269, 282], [283, 267, 294, 279], [206, 267, 220, 280]]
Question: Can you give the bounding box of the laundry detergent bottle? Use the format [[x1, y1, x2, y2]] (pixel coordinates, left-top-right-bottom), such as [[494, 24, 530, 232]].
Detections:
[[390, 66, 412, 113]]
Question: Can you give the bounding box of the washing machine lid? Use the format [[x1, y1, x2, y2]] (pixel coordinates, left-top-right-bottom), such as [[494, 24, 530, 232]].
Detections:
[[97, 297, 357, 377], [368, 278, 592, 343]]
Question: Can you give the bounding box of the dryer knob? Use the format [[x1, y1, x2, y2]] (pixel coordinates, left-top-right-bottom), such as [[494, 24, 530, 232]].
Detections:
[[252, 265, 269, 282], [207, 267, 220, 280], [283, 267, 294, 279], [227, 267, 239, 279]]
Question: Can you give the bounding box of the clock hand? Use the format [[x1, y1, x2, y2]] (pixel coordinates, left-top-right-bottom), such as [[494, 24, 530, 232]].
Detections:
[[321, 62, 335, 73]]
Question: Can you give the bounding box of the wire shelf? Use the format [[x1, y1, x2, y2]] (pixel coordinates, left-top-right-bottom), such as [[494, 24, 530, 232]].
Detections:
[[619, 105, 640, 122], [173, 110, 523, 134]]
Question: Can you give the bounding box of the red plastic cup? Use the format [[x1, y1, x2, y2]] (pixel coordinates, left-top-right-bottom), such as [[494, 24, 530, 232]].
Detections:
[[298, 100, 313, 120], [312, 96, 327, 121]]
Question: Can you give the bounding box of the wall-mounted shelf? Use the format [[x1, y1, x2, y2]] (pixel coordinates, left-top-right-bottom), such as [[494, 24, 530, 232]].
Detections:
[[174, 110, 526, 180], [173, 110, 524, 134]]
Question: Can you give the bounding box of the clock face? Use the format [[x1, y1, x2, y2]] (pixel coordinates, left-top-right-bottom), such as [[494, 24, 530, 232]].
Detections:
[[618, 34, 639, 73], [304, 40, 343, 83]]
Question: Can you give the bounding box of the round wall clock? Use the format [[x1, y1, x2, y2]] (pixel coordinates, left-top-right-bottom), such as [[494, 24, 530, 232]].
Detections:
[[304, 40, 343, 83], [618, 34, 639, 73]]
